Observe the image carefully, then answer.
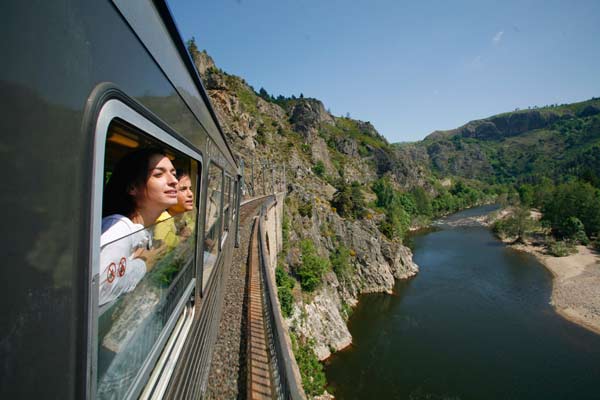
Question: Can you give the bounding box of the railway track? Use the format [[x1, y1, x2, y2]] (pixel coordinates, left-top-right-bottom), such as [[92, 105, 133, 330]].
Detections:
[[204, 196, 271, 399]]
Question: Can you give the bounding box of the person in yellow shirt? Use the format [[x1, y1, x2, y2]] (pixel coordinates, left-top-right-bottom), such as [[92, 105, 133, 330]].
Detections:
[[153, 172, 195, 248]]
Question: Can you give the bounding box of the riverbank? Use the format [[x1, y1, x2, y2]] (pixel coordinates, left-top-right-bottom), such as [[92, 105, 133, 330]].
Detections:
[[510, 242, 600, 335], [485, 207, 600, 335]]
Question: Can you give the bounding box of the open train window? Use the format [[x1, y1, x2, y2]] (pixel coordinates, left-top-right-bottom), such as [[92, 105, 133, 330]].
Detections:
[[91, 100, 202, 400]]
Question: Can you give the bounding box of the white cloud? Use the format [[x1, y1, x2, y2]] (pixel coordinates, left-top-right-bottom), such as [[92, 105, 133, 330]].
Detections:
[[468, 55, 483, 69], [492, 31, 504, 45]]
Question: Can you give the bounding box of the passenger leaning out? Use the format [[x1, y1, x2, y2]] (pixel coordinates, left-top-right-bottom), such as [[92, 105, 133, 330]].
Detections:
[[154, 171, 195, 247], [99, 148, 178, 306]]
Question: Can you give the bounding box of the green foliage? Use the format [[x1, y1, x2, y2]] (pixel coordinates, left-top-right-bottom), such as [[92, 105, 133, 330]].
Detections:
[[379, 206, 411, 240], [431, 181, 486, 216], [559, 216, 589, 244], [493, 208, 539, 242], [313, 160, 325, 177], [518, 184, 535, 207], [411, 186, 432, 216], [298, 200, 313, 218], [275, 265, 295, 317], [541, 180, 600, 238], [290, 333, 327, 396], [546, 239, 576, 257], [330, 245, 352, 282], [331, 181, 366, 219], [371, 177, 413, 239], [282, 212, 290, 254], [186, 36, 199, 57], [296, 240, 329, 292], [420, 99, 600, 185], [372, 177, 396, 209]]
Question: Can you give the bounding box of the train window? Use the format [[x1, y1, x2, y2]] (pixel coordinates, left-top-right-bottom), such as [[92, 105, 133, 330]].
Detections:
[[232, 179, 238, 221], [223, 175, 231, 232], [229, 178, 235, 222], [202, 162, 222, 289], [94, 113, 201, 400]]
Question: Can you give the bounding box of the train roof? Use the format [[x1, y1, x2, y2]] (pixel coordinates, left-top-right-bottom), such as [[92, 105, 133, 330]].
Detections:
[[113, 0, 239, 171]]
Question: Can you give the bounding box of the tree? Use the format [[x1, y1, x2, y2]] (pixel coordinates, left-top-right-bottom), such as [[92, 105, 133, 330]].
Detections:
[[296, 240, 329, 292], [258, 87, 270, 101], [411, 186, 432, 216], [331, 181, 366, 219], [518, 184, 535, 207], [330, 245, 352, 282], [559, 216, 589, 244], [542, 180, 600, 238], [186, 36, 199, 56], [494, 207, 538, 243]]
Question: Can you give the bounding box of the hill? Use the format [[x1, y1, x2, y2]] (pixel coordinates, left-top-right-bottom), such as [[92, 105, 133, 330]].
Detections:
[[411, 99, 600, 184]]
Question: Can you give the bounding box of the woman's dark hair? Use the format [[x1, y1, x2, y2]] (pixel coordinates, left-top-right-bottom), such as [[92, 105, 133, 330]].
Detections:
[[102, 147, 167, 218]]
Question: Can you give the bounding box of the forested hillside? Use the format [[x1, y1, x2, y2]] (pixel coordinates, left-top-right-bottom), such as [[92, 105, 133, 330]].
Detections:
[[413, 99, 600, 184], [403, 99, 600, 253]]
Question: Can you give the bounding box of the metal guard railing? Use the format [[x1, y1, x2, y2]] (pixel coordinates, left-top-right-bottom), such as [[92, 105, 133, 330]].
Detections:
[[257, 197, 305, 400]]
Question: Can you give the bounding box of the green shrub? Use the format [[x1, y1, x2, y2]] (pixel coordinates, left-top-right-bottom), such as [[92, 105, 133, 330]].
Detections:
[[492, 208, 538, 242], [296, 240, 329, 292], [330, 245, 352, 282], [331, 181, 366, 219], [275, 265, 295, 317], [313, 160, 325, 177], [291, 333, 326, 396], [298, 200, 313, 218], [379, 205, 411, 240], [547, 239, 576, 257], [282, 213, 290, 254], [559, 216, 589, 244]]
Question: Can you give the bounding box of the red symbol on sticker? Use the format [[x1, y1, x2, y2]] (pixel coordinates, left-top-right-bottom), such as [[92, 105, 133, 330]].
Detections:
[[118, 257, 126, 277], [107, 262, 116, 283]]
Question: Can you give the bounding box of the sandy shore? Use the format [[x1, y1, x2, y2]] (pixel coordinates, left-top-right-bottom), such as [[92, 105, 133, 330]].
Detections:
[[510, 242, 600, 335]]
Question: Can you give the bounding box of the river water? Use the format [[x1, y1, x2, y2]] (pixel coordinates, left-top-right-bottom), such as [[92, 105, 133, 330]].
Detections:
[[325, 205, 600, 400]]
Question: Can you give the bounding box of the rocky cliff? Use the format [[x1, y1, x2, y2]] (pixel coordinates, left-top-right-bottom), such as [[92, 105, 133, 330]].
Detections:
[[190, 50, 420, 360]]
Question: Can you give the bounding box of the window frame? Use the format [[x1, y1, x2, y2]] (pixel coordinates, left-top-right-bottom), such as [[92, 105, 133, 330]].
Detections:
[[90, 98, 203, 400]]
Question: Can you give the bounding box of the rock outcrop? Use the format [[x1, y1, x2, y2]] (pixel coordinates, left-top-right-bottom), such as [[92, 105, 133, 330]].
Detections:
[[289, 99, 334, 140], [287, 185, 418, 360]]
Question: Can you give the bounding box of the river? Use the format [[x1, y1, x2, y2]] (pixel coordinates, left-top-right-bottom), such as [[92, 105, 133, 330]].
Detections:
[[325, 205, 600, 399]]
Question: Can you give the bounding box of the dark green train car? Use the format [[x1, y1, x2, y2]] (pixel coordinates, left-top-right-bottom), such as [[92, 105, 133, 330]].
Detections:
[[1, 1, 241, 399]]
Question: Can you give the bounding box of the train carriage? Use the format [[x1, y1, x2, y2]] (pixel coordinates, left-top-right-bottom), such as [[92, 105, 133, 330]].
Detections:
[[1, 1, 241, 399]]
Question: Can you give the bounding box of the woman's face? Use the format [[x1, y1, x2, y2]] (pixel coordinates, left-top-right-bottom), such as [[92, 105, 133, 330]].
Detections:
[[169, 175, 194, 214], [131, 155, 178, 213]]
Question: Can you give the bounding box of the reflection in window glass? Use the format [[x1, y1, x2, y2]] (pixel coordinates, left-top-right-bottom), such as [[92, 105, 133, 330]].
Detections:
[[97, 122, 199, 399], [231, 179, 236, 221], [232, 180, 237, 222], [223, 176, 231, 232], [203, 163, 222, 289], [97, 213, 197, 399]]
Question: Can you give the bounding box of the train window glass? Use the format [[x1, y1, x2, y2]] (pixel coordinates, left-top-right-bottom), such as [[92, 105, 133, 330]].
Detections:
[[223, 175, 231, 232], [97, 120, 200, 400], [202, 163, 222, 289], [228, 178, 234, 223], [232, 180, 238, 221]]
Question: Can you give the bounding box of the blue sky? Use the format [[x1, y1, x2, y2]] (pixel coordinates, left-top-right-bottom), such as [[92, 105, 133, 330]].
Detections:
[[169, 0, 600, 143]]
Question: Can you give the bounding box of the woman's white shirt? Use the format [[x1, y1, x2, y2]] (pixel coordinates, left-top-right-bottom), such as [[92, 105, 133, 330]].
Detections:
[[99, 214, 150, 306]]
